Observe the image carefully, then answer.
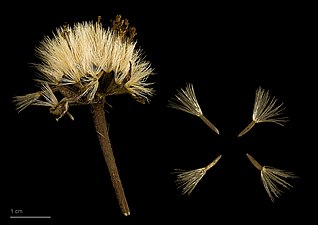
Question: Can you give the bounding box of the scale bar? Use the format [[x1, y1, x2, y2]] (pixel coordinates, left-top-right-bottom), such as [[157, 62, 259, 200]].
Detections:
[[10, 216, 51, 219]]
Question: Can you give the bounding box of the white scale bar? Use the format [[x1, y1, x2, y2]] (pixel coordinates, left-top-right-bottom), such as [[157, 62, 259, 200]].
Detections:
[[10, 216, 51, 219]]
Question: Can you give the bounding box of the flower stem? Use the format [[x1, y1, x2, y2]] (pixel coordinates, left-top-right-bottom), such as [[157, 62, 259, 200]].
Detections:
[[91, 102, 130, 216], [199, 114, 220, 135], [238, 120, 256, 137]]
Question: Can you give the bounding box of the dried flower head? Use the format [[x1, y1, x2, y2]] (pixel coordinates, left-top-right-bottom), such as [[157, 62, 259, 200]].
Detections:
[[238, 86, 288, 137], [167, 83, 219, 135], [13, 15, 156, 217], [246, 153, 298, 202], [172, 155, 222, 195], [13, 15, 155, 121]]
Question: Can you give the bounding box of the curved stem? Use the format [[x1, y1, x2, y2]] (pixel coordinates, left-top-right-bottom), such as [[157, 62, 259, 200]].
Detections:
[[199, 114, 220, 135], [91, 102, 130, 216], [238, 120, 256, 137]]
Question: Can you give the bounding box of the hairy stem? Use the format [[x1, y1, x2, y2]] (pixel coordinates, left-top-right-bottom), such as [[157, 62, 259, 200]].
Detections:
[[91, 102, 130, 216]]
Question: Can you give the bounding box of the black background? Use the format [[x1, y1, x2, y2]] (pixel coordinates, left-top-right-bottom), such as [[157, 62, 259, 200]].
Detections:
[[3, 2, 315, 224]]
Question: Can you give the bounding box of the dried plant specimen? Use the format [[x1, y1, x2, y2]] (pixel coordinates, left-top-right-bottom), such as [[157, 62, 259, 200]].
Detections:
[[167, 83, 220, 135], [246, 153, 298, 202], [168, 83, 297, 202], [238, 86, 288, 137], [172, 154, 222, 195], [13, 15, 155, 216]]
